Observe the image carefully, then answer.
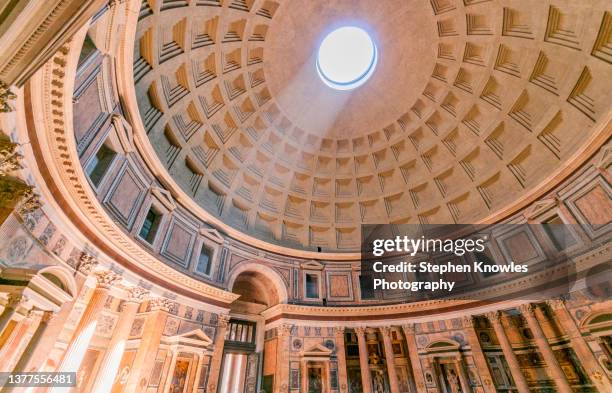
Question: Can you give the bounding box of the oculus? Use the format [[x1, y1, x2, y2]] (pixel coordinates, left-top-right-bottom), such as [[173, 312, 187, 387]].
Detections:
[[316, 26, 377, 90]]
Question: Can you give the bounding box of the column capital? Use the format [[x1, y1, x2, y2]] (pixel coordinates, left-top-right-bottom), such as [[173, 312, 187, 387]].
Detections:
[[485, 310, 504, 324], [76, 252, 98, 275], [40, 310, 55, 323], [3, 292, 27, 309], [217, 314, 231, 328], [16, 187, 42, 216], [462, 315, 475, 327], [0, 81, 17, 112], [148, 297, 172, 312], [546, 296, 567, 310], [401, 323, 416, 334], [518, 303, 537, 317], [94, 270, 121, 289], [277, 323, 292, 336], [380, 326, 393, 337], [354, 326, 368, 336], [125, 286, 149, 303], [333, 326, 346, 336]]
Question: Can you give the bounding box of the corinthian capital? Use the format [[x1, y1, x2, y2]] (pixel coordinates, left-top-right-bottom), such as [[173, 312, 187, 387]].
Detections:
[[277, 323, 292, 336], [0, 81, 17, 113], [16, 187, 42, 216], [217, 314, 231, 328], [546, 296, 567, 310], [94, 270, 121, 289], [354, 326, 368, 336], [462, 315, 475, 328], [485, 310, 502, 323], [126, 286, 149, 303], [518, 303, 536, 317], [333, 326, 346, 336], [76, 253, 98, 275], [401, 323, 416, 334]]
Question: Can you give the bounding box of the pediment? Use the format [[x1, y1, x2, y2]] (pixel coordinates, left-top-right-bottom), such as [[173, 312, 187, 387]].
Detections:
[[199, 227, 225, 244], [151, 186, 177, 211], [169, 328, 213, 346], [301, 261, 324, 270], [523, 197, 558, 220], [303, 343, 332, 357], [111, 114, 134, 153]]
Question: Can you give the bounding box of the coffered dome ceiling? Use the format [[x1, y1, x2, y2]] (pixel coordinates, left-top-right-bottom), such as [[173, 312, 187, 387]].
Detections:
[[133, 0, 612, 251]]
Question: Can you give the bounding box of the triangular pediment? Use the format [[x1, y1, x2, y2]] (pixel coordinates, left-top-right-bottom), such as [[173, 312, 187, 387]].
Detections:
[[523, 197, 558, 220], [199, 227, 225, 244], [167, 328, 213, 347], [303, 343, 332, 357], [151, 186, 177, 211], [301, 261, 324, 270]]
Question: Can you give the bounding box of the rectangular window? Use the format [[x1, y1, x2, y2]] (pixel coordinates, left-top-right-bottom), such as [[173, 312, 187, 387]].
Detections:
[[139, 207, 161, 244], [305, 273, 319, 299], [195, 245, 212, 275], [359, 274, 375, 299], [86, 143, 116, 187], [543, 215, 576, 251]]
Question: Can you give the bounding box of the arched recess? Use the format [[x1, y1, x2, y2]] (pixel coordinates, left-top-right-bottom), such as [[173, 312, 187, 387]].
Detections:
[[37, 265, 78, 298], [580, 311, 612, 330], [227, 263, 288, 311]]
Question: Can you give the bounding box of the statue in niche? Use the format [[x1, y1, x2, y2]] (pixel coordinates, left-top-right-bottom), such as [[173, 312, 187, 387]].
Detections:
[[372, 369, 386, 393], [447, 368, 461, 393]]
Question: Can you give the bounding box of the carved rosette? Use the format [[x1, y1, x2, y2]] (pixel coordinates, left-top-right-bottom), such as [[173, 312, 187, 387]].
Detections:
[[94, 270, 121, 289]]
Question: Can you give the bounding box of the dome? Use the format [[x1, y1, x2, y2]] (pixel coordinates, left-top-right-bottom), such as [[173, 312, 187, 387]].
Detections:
[[133, 0, 611, 252]]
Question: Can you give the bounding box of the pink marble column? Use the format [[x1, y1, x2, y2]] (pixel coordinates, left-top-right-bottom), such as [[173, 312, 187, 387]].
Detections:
[[452, 356, 472, 393], [55, 271, 120, 374], [380, 326, 400, 393], [206, 314, 231, 393], [462, 316, 496, 393], [519, 304, 572, 393], [334, 327, 350, 393], [486, 311, 530, 393], [123, 297, 172, 393], [355, 327, 373, 393], [548, 298, 612, 392], [0, 308, 37, 371], [274, 323, 292, 393], [401, 324, 427, 393], [90, 286, 148, 393]]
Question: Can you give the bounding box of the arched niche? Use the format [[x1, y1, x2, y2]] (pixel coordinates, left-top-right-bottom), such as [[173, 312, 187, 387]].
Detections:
[[227, 263, 288, 313]]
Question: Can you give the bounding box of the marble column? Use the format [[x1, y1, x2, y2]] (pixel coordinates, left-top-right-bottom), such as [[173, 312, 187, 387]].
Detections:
[[453, 356, 472, 393], [355, 327, 372, 393], [10, 311, 53, 373], [548, 298, 612, 392], [206, 314, 231, 393], [462, 316, 495, 393], [53, 270, 120, 382], [274, 323, 292, 393], [401, 324, 427, 393], [191, 354, 204, 393], [0, 293, 28, 335], [380, 327, 400, 393], [124, 297, 172, 393], [90, 287, 148, 393], [0, 308, 37, 371], [333, 327, 349, 393], [519, 304, 572, 393], [162, 348, 179, 393], [486, 311, 530, 393]]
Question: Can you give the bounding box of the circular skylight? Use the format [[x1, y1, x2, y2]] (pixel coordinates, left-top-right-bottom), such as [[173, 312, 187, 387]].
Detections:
[[316, 26, 378, 91]]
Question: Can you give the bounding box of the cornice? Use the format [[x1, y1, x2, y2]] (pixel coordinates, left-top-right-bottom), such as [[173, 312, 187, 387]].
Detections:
[[20, 23, 238, 307]]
